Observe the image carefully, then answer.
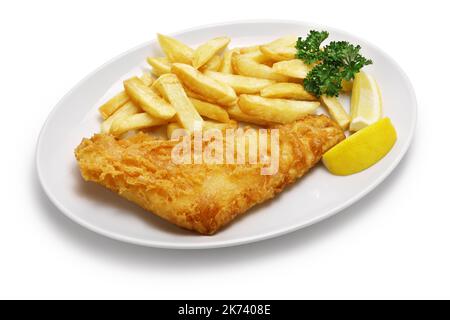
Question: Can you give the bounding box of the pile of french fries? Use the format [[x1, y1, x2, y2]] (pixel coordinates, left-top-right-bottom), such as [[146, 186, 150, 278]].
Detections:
[[98, 33, 352, 138]]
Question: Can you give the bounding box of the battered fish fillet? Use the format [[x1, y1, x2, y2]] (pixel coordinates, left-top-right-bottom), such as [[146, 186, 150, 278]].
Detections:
[[75, 115, 345, 234]]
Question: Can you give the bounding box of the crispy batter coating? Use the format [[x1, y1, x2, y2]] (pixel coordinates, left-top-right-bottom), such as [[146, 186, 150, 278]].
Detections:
[[75, 115, 345, 234]]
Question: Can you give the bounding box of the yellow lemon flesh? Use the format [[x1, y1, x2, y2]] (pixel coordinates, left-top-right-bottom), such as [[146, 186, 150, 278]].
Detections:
[[350, 72, 382, 132], [322, 118, 397, 175]]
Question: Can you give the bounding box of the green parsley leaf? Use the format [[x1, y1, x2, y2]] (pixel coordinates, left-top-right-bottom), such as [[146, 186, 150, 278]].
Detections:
[[304, 63, 343, 97], [295, 30, 329, 64], [324, 41, 373, 81]]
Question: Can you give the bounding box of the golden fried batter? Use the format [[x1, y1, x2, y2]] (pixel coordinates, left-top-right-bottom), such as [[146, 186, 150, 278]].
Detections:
[[75, 115, 344, 234]]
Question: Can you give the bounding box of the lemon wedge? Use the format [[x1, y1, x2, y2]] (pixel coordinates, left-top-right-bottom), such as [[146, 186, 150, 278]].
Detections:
[[350, 72, 382, 132], [322, 118, 397, 175]]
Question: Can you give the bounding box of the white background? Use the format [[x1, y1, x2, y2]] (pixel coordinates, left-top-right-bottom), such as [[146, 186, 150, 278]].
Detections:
[[1, 0, 448, 299]]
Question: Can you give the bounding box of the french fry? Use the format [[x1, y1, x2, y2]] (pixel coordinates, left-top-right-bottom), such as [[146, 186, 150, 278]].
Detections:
[[203, 120, 238, 131], [204, 71, 274, 94], [258, 36, 297, 62], [192, 36, 230, 69], [227, 104, 273, 126], [272, 59, 311, 79], [101, 101, 141, 133], [238, 94, 320, 124], [239, 45, 260, 54], [140, 72, 154, 86], [267, 35, 297, 47], [260, 45, 297, 62], [189, 97, 230, 123], [260, 83, 316, 100], [98, 73, 155, 119], [110, 113, 168, 136], [182, 86, 232, 108], [98, 91, 129, 120], [320, 96, 351, 130], [152, 74, 203, 132], [199, 55, 222, 72], [147, 57, 172, 76], [232, 56, 290, 82], [220, 49, 239, 74], [167, 122, 182, 139], [171, 63, 237, 106], [239, 50, 274, 65], [183, 86, 211, 100], [124, 77, 176, 120], [157, 34, 193, 64]]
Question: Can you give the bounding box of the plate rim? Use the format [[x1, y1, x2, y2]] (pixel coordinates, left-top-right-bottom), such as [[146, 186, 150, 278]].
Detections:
[[36, 19, 417, 249]]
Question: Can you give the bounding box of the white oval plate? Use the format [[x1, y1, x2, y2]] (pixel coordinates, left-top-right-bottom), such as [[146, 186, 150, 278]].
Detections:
[[36, 20, 416, 249]]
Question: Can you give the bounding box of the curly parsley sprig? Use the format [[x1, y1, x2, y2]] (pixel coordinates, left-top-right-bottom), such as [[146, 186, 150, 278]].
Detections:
[[295, 30, 329, 64], [297, 31, 373, 97]]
